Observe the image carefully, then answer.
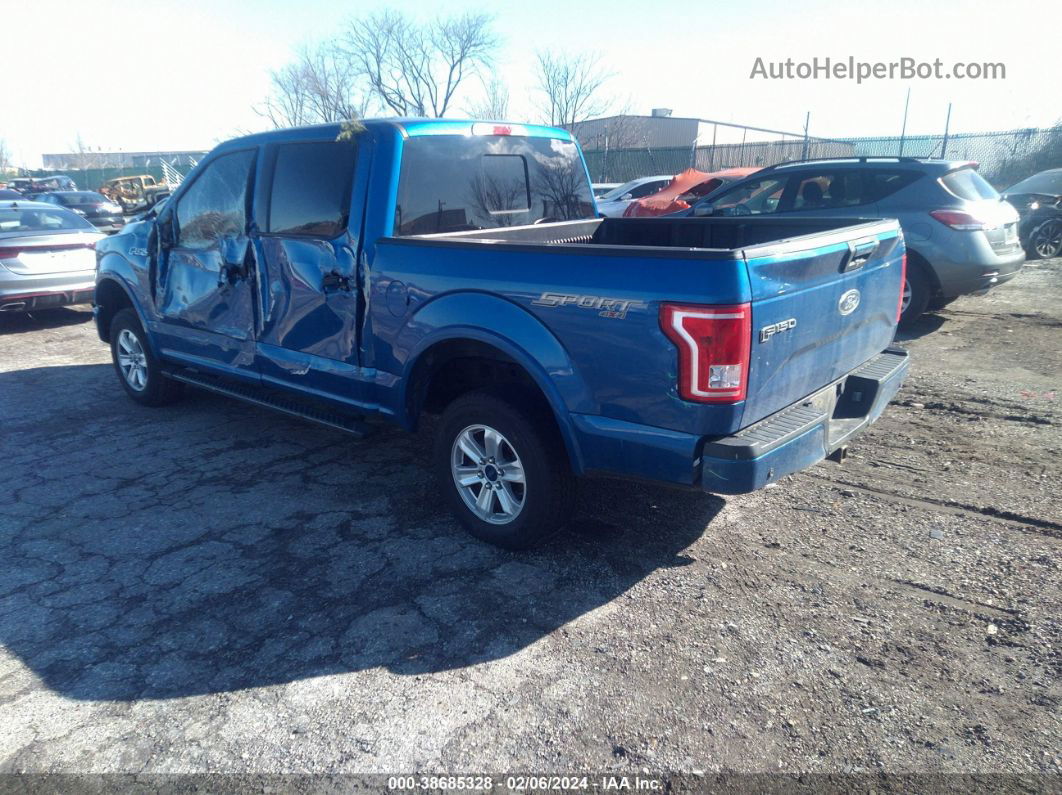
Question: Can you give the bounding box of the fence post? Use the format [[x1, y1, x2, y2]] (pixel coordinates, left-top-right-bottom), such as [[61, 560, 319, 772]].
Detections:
[[898, 88, 911, 157], [801, 112, 810, 159], [941, 103, 952, 158]]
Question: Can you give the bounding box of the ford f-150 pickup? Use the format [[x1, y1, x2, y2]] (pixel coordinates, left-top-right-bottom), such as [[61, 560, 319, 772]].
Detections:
[[93, 119, 909, 548]]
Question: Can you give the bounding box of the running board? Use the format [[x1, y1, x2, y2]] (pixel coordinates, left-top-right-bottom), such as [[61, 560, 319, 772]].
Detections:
[[166, 370, 371, 438]]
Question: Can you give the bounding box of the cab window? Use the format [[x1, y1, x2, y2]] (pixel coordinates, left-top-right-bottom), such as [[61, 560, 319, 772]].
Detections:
[[268, 141, 356, 237]]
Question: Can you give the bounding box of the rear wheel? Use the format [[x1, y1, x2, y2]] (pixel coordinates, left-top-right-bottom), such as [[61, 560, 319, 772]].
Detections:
[[109, 308, 183, 406], [433, 391, 575, 549], [1030, 219, 1062, 259], [899, 262, 932, 327]]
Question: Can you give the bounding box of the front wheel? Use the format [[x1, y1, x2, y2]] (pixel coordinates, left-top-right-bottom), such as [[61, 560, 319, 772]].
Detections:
[[1030, 219, 1062, 259], [109, 308, 183, 406], [433, 391, 575, 549]]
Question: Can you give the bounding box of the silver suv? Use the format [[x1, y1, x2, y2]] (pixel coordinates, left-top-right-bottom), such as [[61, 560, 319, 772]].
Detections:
[[684, 157, 1025, 325]]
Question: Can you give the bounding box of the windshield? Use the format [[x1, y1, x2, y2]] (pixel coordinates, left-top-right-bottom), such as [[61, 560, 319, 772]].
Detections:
[[0, 206, 96, 234], [940, 167, 999, 201], [395, 135, 595, 235], [1006, 170, 1062, 196]]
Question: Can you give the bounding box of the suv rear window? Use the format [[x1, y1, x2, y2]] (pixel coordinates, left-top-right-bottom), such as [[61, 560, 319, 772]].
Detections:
[[395, 135, 595, 235], [940, 167, 999, 201], [268, 141, 356, 237]]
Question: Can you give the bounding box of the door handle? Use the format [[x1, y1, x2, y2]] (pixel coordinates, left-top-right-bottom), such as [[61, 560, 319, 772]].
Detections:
[[841, 238, 879, 272], [322, 270, 352, 291]]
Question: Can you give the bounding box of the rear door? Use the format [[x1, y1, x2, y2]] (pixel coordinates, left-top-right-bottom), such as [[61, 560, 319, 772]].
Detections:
[[252, 137, 367, 404], [154, 148, 258, 374], [741, 220, 903, 424]]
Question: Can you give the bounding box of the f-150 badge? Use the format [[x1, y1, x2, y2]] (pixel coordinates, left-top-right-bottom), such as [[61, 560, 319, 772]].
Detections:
[[532, 292, 645, 319], [759, 318, 797, 342]]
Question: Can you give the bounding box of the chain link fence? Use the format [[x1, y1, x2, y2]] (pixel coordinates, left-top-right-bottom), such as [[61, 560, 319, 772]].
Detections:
[[580, 122, 1062, 189]]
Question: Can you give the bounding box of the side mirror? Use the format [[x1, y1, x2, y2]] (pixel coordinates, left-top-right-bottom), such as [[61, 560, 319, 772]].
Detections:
[[693, 203, 715, 217], [621, 193, 633, 201]]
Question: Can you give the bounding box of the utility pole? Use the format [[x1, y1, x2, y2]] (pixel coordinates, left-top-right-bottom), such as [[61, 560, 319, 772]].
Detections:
[[941, 102, 952, 158], [801, 111, 810, 159], [898, 88, 911, 157]]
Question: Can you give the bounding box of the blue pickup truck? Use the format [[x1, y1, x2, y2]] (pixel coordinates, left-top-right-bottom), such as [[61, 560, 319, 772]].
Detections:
[[94, 119, 909, 548]]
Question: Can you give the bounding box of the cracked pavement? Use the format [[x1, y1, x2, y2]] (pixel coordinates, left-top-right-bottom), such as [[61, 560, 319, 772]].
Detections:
[[0, 262, 1059, 776]]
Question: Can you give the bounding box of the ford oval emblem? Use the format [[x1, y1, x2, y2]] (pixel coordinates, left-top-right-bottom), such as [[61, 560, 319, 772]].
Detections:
[[838, 288, 861, 316]]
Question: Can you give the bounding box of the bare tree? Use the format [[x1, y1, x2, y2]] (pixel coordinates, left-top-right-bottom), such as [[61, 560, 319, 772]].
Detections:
[[0, 138, 11, 173], [68, 133, 94, 170], [345, 11, 497, 117], [466, 77, 510, 120], [535, 50, 613, 130], [258, 42, 372, 129]]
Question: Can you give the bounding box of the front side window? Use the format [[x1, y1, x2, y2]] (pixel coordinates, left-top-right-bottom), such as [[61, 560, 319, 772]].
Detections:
[[628, 179, 668, 199], [268, 141, 356, 237], [395, 135, 595, 235], [712, 176, 787, 215], [176, 150, 255, 249]]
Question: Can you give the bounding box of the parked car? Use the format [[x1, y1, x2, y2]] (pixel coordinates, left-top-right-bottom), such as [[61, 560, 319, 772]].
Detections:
[[0, 200, 103, 312], [99, 175, 171, 212], [624, 167, 761, 218], [679, 157, 1024, 325], [1002, 168, 1062, 260], [19, 175, 78, 194], [0, 189, 23, 200], [595, 175, 672, 217], [36, 191, 125, 234], [592, 182, 621, 198], [8, 178, 36, 194], [94, 120, 907, 549]]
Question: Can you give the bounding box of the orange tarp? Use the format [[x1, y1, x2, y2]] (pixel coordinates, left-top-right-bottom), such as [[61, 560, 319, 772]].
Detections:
[[625, 167, 761, 217]]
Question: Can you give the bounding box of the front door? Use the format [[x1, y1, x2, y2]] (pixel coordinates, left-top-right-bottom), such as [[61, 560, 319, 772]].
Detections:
[[154, 148, 258, 376]]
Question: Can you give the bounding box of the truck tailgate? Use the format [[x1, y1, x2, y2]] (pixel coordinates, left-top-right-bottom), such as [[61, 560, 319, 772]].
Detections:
[[741, 221, 903, 425]]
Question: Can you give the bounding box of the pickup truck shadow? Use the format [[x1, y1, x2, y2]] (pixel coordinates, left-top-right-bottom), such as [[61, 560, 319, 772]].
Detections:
[[0, 363, 720, 701]]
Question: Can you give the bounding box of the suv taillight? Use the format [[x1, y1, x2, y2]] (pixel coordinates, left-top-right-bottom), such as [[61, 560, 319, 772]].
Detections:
[[897, 253, 907, 322], [660, 302, 751, 403], [929, 209, 991, 231]]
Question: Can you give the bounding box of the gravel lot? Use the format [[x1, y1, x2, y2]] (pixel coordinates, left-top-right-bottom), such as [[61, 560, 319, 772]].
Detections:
[[0, 259, 1059, 779]]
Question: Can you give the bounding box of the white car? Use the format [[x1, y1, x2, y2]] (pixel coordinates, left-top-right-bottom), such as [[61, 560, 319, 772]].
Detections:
[[0, 200, 104, 312], [594, 175, 672, 217]]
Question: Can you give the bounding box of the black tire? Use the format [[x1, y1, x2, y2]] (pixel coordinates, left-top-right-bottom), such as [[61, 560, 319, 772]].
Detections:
[[898, 262, 932, 327], [1029, 219, 1062, 260], [433, 390, 576, 550], [109, 308, 183, 406]]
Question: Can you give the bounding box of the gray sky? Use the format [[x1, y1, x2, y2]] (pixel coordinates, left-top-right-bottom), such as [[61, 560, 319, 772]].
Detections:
[[5, 0, 1060, 167]]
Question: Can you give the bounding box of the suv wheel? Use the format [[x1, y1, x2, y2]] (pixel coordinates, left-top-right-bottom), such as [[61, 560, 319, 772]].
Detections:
[[109, 308, 183, 406], [434, 391, 575, 549], [1030, 219, 1062, 259], [899, 262, 932, 326]]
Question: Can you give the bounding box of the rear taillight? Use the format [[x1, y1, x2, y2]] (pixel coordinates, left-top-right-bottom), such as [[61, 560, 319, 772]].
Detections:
[[897, 252, 907, 322], [660, 302, 751, 403], [0, 247, 20, 259], [929, 209, 991, 230]]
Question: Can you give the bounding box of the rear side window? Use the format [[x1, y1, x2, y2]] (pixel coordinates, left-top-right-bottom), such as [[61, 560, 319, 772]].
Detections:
[[866, 170, 922, 202], [176, 150, 255, 249], [268, 141, 356, 237], [791, 171, 868, 210], [940, 167, 999, 201], [395, 135, 595, 235]]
